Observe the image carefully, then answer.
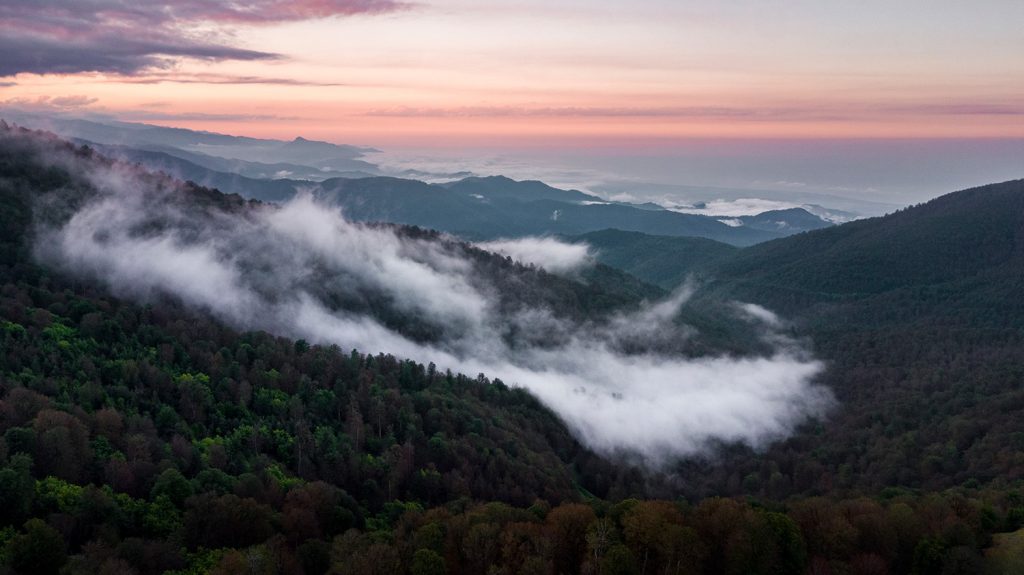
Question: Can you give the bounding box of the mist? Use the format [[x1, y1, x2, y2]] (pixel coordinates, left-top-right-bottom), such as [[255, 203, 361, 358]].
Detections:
[[475, 237, 593, 274], [31, 146, 831, 467]]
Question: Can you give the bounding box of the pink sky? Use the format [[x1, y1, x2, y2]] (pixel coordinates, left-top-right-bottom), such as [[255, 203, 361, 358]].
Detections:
[[1, 0, 1023, 148]]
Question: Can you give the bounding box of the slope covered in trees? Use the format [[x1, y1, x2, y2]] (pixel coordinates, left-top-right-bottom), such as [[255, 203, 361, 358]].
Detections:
[[570, 230, 738, 290], [1, 124, 1023, 574], [715, 179, 1024, 305], [669, 180, 1024, 503]]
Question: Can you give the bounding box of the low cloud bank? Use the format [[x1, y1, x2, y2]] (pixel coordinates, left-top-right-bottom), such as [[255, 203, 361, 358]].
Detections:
[[475, 237, 593, 274], [32, 151, 831, 467]]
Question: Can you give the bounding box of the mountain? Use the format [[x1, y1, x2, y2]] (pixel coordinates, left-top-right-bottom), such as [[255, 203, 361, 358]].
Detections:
[[269, 136, 379, 169], [0, 111, 380, 173], [570, 229, 738, 289], [314, 176, 518, 236], [543, 179, 1024, 504], [443, 175, 601, 203], [111, 143, 379, 181], [1, 115, 837, 246], [736, 207, 834, 234], [592, 180, 902, 218], [77, 142, 306, 202], [715, 180, 1024, 305], [3, 124, 1023, 575], [673, 179, 1024, 500], [317, 176, 800, 245]]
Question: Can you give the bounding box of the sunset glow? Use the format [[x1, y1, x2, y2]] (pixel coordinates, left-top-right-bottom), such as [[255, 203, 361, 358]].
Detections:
[[2, 0, 1022, 148]]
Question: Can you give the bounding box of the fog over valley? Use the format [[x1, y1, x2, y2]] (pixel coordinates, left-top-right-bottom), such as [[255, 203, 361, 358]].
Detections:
[[19, 133, 830, 466]]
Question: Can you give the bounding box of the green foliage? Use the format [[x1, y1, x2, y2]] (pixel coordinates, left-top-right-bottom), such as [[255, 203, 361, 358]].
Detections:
[[151, 468, 193, 507], [410, 548, 446, 575]]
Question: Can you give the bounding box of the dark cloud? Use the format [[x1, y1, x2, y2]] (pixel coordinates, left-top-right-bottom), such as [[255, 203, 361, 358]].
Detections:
[[0, 27, 276, 78], [0, 1, 408, 77]]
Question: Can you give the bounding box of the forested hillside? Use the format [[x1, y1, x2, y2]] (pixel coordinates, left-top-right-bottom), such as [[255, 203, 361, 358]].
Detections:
[[570, 230, 738, 289], [673, 180, 1024, 502], [1, 124, 1023, 574]]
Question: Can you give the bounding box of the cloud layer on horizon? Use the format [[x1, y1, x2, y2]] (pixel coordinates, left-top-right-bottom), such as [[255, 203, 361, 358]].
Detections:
[[0, 0, 407, 77]]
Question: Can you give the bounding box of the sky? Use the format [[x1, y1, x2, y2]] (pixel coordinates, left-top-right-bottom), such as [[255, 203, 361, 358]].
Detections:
[[1, 0, 1022, 202]]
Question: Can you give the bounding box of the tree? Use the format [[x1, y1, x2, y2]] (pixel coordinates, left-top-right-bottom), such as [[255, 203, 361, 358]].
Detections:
[[5, 518, 68, 575], [31, 409, 91, 482], [548, 503, 597, 575], [603, 544, 639, 575], [410, 549, 446, 575], [151, 468, 193, 507], [0, 454, 34, 524]]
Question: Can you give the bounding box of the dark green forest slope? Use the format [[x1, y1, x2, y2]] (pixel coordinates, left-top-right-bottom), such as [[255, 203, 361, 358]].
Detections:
[[671, 180, 1024, 503], [582, 182, 1024, 503], [1, 124, 1023, 574], [570, 230, 739, 290]]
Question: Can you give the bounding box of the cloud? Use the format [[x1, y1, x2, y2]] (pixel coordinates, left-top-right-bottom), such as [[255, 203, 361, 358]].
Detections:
[[0, 97, 302, 124], [20, 135, 831, 467], [0, 1, 408, 77], [112, 73, 348, 86], [116, 110, 303, 123], [476, 237, 593, 274], [48, 95, 99, 108], [364, 105, 768, 119], [0, 33, 276, 77], [1, 95, 99, 114], [664, 197, 803, 217], [736, 302, 782, 328], [363, 101, 1024, 121], [877, 103, 1024, 116]]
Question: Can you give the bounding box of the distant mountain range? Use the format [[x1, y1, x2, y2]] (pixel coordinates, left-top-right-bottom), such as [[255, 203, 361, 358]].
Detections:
[[1, 112, 853, 246], [81, 138, 834, 245], [0, 112, 378, 171], [314, 175, 832, 245]]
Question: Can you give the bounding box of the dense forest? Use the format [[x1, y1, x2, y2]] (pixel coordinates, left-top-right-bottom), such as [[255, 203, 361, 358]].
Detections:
[[564, 182, 1024, 507], [1, 123, 1023, 574], [663, 180, 1024, 501]]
